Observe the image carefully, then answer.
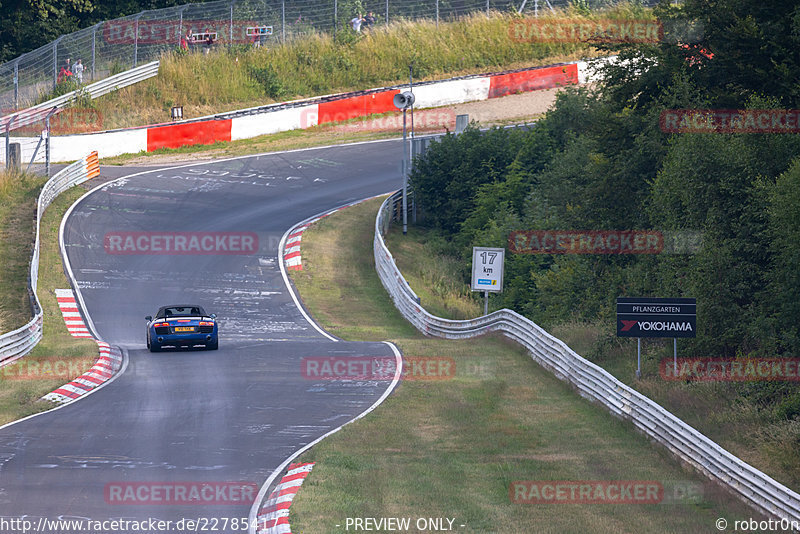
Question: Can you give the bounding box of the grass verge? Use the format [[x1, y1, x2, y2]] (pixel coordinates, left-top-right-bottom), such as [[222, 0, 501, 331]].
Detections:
[[0, 173, 101, 425], [287, 197, 760, 533]]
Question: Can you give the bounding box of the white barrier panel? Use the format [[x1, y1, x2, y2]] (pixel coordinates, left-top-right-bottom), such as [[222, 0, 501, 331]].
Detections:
[[373, 191, 800, 523], [231, 104, 319, 141], [412, 77, 491, 108]]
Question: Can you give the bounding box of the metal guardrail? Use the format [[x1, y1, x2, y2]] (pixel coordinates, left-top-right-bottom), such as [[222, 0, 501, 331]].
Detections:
[[1, 61, 159, 133], [0, 151, 99, 366], [374, 190, 800, 522]]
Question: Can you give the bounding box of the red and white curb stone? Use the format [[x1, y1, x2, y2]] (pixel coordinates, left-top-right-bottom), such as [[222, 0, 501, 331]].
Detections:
[[283, 196, 385, 271], [55, 288, 93, 338], [41, 289, 123, 403], [257, 462, 315, 534]]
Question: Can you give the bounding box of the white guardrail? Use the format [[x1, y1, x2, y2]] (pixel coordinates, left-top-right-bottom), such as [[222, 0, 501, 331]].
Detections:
[[374, 191, 800, 523], [0, 151, 99, 366], [1, 61, 159, 132]]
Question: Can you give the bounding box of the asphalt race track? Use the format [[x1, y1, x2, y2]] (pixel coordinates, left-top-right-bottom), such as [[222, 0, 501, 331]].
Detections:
[[0, 139, 408, 532]]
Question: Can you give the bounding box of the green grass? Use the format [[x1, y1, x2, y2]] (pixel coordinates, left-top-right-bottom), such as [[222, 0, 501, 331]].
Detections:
[[0, 175, 100, 425], [86, 8, 640, 131], [287, 197, 761, 533]]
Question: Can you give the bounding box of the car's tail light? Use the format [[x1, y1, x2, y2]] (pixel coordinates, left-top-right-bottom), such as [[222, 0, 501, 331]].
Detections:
[[199, 321, 214, 326], [153, 322, 169, 327]]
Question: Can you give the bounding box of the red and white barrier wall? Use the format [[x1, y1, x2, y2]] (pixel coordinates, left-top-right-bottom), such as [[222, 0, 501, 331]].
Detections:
[[4, 58, 611, 163]]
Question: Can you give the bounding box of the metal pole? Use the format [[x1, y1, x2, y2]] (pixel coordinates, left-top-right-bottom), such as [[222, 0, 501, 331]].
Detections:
[[5, 124, 9, 171], [178, 9, 184, 48], [535, 0, 538, 18], [402, 109, 408, 235], [334, 0, 337, 37], [385, 0, 389, 27], [282, 0, 286, 43], [636, 338, 641, 379], [92, 24, 98, 81], [45, 116, 51, 178], [134, 13, 144, 67], [436, 0, 439, 28], [13, 62, 18, 110], [409, 65, 414, 140], [486, 0, 490, 15], [484, 291, 488, 316], [230, 1, 234, 45], [53, 40, 58, 90], [674, 338, 677, 376]]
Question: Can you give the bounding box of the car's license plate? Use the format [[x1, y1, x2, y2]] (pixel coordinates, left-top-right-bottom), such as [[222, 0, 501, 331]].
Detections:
[[174, 327, 195, 332]]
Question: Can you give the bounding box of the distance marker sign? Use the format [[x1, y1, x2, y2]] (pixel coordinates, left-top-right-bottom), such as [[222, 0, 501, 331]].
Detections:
[[616, 297, 696, 338], [471, 247, 504, 292]]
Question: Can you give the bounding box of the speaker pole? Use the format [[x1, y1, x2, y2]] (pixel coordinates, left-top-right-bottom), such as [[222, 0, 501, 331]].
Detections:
[[402, 107, 408, 235]]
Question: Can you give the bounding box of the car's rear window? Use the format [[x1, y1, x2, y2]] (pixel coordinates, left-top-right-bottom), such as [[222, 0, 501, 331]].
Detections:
[[158, 306, 204, 318]]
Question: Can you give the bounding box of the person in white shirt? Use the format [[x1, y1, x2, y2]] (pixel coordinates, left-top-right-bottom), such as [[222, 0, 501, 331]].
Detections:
[[73, 59, 84, 83], [351, 14, 364, 32]]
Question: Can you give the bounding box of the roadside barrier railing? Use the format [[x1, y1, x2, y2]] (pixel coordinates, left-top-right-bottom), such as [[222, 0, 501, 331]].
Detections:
[[374, 190, 800, 522], [0, 151, 99, 366], [1, 61, 159, 133]]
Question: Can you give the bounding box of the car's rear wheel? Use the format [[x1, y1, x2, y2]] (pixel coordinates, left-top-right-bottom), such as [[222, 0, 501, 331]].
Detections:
[[206, 339, 218, 350], [149, 340, 161, 352]]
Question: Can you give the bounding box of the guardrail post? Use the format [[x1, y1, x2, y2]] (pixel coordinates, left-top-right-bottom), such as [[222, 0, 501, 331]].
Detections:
[[134, 12, 144, 67]]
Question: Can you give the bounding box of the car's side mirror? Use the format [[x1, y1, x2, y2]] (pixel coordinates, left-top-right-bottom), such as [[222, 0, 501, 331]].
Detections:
[[210, 313, 217, 319], [145, 316, 152, 321]]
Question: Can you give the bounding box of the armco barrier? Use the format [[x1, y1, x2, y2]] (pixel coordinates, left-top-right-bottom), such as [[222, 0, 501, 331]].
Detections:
[[0, 151, 100, 366], [373, 191, 800, 522], [0, 61, 160, 134]]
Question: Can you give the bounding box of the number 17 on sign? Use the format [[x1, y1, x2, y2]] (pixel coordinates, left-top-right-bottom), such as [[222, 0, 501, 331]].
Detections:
[[471, 247, 505, 316]]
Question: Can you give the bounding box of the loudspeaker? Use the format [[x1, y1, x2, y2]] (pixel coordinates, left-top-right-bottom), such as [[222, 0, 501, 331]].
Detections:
[[393, 91, 415, 110]]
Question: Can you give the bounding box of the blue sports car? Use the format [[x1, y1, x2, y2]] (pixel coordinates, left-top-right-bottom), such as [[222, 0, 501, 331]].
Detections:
[[145, 305, 218, 352]]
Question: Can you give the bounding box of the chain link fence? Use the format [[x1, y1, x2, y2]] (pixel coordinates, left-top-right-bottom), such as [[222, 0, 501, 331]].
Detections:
[[0, 0, 661, 113]]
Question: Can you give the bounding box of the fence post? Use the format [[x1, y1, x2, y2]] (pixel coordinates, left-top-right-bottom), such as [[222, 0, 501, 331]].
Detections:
[[91, 24, 98, 82], [535, 0, 538, 18], [282, 0, 286, 43], [178, 8, 185, 48], [334, 0, 338, 37], [436, 0, 439, 28], [13, 62, 18, 110], [385, 0, 389, 26], [134, 12, 144, 67], [486, 0, 489, 15], [52, 37, 62, 90], [230, 1, 234, 45]]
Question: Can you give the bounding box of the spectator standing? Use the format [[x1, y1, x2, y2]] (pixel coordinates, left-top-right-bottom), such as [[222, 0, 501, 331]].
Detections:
[[204, 30, 215, 55], [73, 59, 84, 84], [350, 14, 364, 32], [364, 12, 376, 30], [181, 29, 192, 51], [57, 58, 72, 84]]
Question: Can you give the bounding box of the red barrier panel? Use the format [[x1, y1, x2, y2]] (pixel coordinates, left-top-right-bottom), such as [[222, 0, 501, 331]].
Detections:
[[488, 64, 579, 99], [317, 90, 400, 125], [146, 119, 232, 151]]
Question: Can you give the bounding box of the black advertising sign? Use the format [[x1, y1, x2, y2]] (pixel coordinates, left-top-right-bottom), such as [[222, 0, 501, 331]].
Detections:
[[616, 297, 696, 339]]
